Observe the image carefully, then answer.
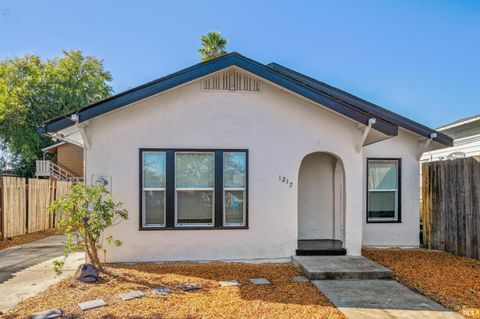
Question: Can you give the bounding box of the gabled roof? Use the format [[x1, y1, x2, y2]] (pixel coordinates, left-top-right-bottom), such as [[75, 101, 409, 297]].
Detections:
[[39, 52, 452, 146]]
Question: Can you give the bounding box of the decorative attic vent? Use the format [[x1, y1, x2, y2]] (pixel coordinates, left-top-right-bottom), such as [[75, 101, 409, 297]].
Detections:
[[202, 70, 261, 92]]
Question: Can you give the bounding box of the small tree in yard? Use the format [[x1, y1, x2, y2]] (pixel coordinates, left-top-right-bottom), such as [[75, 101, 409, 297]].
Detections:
[[50, 184, 128, 275]]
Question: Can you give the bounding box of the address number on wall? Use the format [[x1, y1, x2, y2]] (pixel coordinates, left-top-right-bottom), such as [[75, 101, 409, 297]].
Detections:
[[278, 175, 293, 188]]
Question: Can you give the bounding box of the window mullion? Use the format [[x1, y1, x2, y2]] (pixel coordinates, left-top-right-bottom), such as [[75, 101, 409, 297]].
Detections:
[[165, 150, 175, 228], [215, 150, 224, 227]]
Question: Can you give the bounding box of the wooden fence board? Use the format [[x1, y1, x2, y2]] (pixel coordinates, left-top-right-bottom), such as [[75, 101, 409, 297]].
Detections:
[[1, 177, 27, 238], [54, 180, 72, 223], [422, 157, 480, 259], [27, 179, 51, 233], [50, 180, 56, 227]]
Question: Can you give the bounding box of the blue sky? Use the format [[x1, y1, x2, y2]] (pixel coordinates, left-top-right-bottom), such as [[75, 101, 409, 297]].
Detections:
[[1, 0, 479, 128]]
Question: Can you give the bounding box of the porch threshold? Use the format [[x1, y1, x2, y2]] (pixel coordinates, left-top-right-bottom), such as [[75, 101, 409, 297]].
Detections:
[[292, 255, 393, 280], [296, 239, 346, 256]]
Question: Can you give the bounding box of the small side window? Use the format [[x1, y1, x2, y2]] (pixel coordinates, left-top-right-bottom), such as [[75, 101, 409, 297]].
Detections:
[[367, 159, 401, 222]]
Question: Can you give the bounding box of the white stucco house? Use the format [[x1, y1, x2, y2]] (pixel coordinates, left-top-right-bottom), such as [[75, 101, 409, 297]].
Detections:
[[40, 53, 452, 262]]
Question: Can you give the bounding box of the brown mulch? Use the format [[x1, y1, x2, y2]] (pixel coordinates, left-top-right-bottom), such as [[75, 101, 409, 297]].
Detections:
[[363, 248, 480, 319], [4, 262, 345, 319], [0, 229, 62, 251]]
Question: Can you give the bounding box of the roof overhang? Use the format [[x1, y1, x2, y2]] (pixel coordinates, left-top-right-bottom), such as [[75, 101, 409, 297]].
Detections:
[[39, 52, 453, 147], [41, 141, 66, 153]]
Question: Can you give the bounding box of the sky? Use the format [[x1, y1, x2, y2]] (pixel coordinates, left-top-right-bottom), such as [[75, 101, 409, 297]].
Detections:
[[0, 0, 479, 128]]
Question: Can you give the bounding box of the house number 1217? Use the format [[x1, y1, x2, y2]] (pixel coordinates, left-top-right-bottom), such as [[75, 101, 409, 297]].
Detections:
[[279, 175, 293, 188]]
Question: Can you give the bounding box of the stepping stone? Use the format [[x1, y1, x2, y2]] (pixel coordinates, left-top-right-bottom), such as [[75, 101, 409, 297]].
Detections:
[[31, 308, 62, 319], [249, 278, 271, 285], [292, 275, 309, 283], [152, 285, 172, 295], [120, 290, 145, 301], [78, 299, 107, 311], [179, 283, 202, 291], [219, 280, 241, 287]]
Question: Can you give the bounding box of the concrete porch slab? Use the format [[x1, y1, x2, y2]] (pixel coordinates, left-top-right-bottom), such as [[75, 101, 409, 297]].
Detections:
[[313, 280, 463, 319], [292, 256, 393, 280]]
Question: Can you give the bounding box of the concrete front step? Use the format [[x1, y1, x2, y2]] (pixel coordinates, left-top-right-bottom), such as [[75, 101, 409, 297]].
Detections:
[[292, 255, 393, 280], [296, 239, 346, 256]]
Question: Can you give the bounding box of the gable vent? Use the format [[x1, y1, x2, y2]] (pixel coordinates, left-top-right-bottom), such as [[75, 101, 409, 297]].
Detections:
[[202, 70, 261, 92]]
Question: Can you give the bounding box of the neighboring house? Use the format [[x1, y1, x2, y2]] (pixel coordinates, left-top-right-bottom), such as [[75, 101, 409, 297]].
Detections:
[[35, 141, 84, 182], [39, 53, 452, 262], [421, 114, 480, 162]]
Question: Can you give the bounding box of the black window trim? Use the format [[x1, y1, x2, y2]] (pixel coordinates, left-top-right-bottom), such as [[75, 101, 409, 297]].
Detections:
[[139, 148, 249, 230], [366, 157, 402, 224]]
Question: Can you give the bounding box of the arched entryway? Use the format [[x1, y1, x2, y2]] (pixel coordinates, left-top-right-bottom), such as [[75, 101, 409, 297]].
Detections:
[[297, 152, 345, 255]]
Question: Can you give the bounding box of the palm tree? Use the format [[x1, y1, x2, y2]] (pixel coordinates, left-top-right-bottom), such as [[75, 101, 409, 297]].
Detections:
[[198, 32, 228, 62]]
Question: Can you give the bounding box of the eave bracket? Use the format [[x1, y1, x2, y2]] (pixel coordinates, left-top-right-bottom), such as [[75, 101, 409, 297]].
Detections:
[[71, 114, 91, 149], [356, 118, 376, 153], [417, 133, 437, 160]]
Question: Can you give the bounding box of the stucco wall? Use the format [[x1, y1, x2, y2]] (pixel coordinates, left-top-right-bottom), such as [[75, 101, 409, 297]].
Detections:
[[84, 69, 366, 262], [362, 130, 421, 247]]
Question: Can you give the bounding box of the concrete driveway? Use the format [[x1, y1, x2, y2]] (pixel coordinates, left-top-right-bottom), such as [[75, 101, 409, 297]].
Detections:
[[0, 235, 84, 313]]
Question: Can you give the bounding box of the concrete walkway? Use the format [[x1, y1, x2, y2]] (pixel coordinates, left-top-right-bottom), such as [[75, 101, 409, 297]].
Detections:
[[0, 235, 84, 312], [294, 256, 463, 319], [314, 280, 463, 319]]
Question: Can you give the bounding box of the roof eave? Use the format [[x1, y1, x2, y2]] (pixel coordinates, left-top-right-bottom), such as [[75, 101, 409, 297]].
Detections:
[[268, 62, 453, 147], [40, 52, 397, 136], [39, 52, 451, 146]]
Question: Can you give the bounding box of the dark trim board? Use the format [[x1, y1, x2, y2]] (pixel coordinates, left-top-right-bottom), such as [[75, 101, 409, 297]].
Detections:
[[268, 63, 453, 147], [139, 148, 249, 231], [366, 158, 402, 223], [39, 52, 452, 147]]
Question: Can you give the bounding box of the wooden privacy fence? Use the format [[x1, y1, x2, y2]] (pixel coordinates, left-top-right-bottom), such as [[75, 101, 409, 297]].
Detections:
[[422, 157, 480, 259], [0, 177, 72, 239]]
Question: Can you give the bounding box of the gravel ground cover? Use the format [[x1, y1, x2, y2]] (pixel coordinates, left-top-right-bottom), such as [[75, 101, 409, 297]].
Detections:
[[4, 262, 345, 319], [0, 229, 62, 251], [363, 248, 480, 319]]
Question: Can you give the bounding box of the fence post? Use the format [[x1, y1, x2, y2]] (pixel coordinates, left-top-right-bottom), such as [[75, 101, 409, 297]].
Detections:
[[50, 178, 56, 228]]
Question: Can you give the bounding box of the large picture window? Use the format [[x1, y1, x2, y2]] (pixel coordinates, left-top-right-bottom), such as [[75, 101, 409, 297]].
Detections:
[[367, 159, 401, 222], [139, 149, 248, 229], [175, 152, 215, 226]]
